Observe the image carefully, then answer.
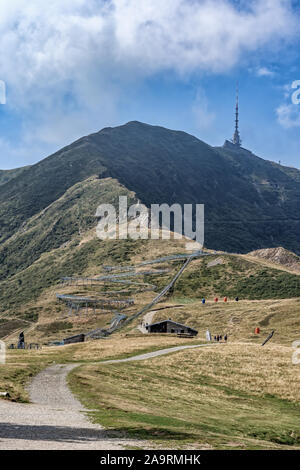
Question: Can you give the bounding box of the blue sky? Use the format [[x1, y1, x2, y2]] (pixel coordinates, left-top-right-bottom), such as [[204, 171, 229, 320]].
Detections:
[[0, 0, 300, 170]]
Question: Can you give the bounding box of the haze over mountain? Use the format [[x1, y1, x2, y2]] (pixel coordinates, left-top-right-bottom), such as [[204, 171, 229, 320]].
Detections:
[[0, 120, 299, 269]]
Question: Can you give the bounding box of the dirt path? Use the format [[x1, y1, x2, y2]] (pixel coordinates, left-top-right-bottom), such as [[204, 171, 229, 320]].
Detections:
[[0, 343, 216, 450], [0, 364, 144, 450], [137, 310, 157, 333], [101, 343, 216, 364], [136, 305, 184, 334]]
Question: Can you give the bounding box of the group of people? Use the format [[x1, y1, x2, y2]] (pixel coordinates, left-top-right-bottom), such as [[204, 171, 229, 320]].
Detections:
[[206, 330, 228, 343], [214, 334, 227, 342], [202, 297, 239, 304]]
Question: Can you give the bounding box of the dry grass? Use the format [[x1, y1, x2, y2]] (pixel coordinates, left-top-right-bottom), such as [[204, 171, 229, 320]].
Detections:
[[150, 297, 300, 346], [164, 342, 300, 402], [69, 341, 300, 449], [2, 235, 299, 346], [241, 253, 300, 275], [0, 235, 189, 344], [1, 236, 299, 449], [0, 333, 202, 401]]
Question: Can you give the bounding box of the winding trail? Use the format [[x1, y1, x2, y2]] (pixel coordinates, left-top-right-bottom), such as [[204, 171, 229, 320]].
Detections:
[[0, 343, 215, 450], [0, 364, 142, 450], [100, 342, 215, 364]]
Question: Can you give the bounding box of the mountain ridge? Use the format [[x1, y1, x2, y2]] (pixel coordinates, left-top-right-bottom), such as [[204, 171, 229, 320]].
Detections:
[[0, 120, 299, 256], [248, 246, 300, 272]]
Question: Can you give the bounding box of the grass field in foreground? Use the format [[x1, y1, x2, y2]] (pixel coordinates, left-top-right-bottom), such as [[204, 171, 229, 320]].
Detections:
[[0, 334, 202, 401], [69, 342, 300, 450]]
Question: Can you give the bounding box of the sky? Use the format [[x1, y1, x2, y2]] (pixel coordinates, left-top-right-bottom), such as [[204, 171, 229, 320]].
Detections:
[[0, 0, 300, 170]]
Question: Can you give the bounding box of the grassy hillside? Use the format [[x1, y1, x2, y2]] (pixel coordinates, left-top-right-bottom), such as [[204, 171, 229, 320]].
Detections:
[[0, 172, 298, 344], [2, 333, 299, 449], [1, 225, 299, 344], [0, 124, 299, 452], [0, 121, 299, 255], [0, 166, 30, 186], [248, 247, 300, 272], [69, 342, 300, 449], [173, 255, 300, 300], [0, 176, 137, 282], [0, 334, 200, 402], [151, 297, 300, 346], [0, 136, 298, 344]]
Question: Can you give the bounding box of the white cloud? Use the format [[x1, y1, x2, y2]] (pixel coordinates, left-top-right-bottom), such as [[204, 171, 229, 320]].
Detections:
[[276, 81, 300, 128], [276, 103, 300, 128], [0, 81, 6, 104], [0, 0, 298, 166], [256, 67, 275, 77], [113, 0, 297, 73]]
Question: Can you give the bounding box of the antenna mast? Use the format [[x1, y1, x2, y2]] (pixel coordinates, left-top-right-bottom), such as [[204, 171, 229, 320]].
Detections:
[[232, 82, 242, 147]]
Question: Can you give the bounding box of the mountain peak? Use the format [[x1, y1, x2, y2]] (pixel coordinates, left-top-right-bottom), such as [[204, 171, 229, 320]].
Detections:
[[0, 121, 299, 256], [99, 120, 159, 134]]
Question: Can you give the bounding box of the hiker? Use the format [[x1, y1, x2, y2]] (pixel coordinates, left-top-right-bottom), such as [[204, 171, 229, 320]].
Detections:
[[235, 296, 239, 302], [202, 298, 206, 305], [219, 335, 222, 341], [224, 334, 228, 342], [17, 331, 25, 349], [216, 335, 220, 342], [214, 335, 217, 341]]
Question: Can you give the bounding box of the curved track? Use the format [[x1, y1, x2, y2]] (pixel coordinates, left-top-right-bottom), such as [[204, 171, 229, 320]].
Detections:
[[56, 251, 213, 337]]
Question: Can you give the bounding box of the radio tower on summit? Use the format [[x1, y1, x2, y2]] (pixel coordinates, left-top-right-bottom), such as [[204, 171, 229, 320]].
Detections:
[[223, 83, 248, 151], [232, 83, 242, 147]]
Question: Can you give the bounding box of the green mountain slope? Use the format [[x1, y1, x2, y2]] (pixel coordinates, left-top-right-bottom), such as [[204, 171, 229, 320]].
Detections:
[[0, 166, 30, 186], [0, 172, 298, 342], [0, 121, 299, 263], [0, 176, 137, 282]]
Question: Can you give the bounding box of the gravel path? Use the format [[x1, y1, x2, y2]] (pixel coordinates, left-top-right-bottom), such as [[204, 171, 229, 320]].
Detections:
[[101, 343, 216, 364], [136, 305, 184, 334], [0, 343, 216, 450], [137, 310, 156, 334], [0, 364, 143, 450]]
